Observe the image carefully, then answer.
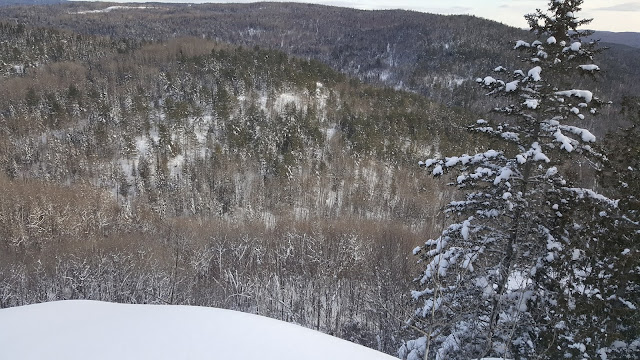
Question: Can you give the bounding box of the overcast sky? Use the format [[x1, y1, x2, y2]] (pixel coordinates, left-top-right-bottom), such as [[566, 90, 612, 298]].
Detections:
[[77, 0, 640, 32]]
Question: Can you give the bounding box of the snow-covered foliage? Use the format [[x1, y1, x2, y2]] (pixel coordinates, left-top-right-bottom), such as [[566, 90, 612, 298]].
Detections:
[[402, 1, 638, 359]]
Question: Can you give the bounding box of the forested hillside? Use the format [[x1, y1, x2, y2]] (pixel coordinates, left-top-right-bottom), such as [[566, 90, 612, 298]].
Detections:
[[2, 2, 640, 134], [0, 2, 638, 358], [0, 20, 476, 354]]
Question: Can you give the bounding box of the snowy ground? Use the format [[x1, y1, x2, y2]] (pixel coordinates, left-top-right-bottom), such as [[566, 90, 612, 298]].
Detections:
[[0, 300, 397, 360]]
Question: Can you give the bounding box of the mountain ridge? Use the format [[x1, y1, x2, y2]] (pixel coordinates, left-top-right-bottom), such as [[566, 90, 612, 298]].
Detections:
[[1, 1, 638, 135], [0, 0, 66, 6], [594, 30, 640, 48]]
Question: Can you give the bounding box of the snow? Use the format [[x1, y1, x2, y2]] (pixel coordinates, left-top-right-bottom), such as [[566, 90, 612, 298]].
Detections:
[[274, 93, 303, 112], [572, 249, 582, 260], [493, 167, 513, 185], [74, 6, 153, 14], [505, 80, 519, 92], [579, 64, 600, 72], [555, 89, 594, 103], [528, 66, 542, 81], [571, 42, 581, 51], [326, 126, 337, 140], [566, 188, 619, 208], [524, 99, 539, 109], [531, 142, 550, 162], [0, 301, 396, 360], [547, 36, 557, 44], [554, 130, 575, 152], [135, 136, 150, 156], [560, 125, 596, 142], [514, 40, 531, 49], [618, 298, 637, 310], [483, 76, 497, 86], [501, 131, 519, 141], [461, 219, 471, 240], [168, 154, 185, 177]]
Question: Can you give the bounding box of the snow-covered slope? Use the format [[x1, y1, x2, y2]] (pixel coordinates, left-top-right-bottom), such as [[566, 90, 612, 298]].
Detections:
[[0, 300, 397, 360]]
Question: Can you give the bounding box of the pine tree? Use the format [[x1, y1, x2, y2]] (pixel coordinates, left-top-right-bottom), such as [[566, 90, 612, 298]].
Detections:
[[401, 1, 637, 359]]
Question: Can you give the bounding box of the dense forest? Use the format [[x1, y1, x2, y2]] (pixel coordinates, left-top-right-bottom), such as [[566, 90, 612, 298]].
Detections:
[[2, 2, 640, 134], [0, 19, 476, 353], [0, 1, 638, 358]]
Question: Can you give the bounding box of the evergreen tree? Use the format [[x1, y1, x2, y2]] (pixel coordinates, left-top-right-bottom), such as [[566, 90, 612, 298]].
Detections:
[[401, 1, 637, 359]]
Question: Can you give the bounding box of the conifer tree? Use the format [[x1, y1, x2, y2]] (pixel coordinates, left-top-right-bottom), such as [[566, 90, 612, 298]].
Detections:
[[401, 1, 637, 359]]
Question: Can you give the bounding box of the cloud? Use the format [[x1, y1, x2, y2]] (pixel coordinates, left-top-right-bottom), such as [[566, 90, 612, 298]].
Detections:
[[595, 2, 640, 12]]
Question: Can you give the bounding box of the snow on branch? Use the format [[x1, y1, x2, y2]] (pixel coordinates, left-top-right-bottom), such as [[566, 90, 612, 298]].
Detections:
[[555, 89, 593, 103], [559, 125, 596, 142], [578, 64, 600, 72], [564, 188, 620, 208], [528, 66, 542, 81], [419, 150, 504, 176]]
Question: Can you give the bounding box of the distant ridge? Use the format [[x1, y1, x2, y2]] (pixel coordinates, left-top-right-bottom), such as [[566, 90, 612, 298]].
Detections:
[[594, 31, 640, 48], [0, 0, 66, 6]]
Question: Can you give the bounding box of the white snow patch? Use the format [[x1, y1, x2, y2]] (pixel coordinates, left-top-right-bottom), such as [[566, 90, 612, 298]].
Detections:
[[554, 130, 575, 152], [494, 167, 513, 185], [560, 125, 596, 142], [524, 99, 539, 109], [135, 136, 150, 156], [572, 249, 582, 261], [326, 126, 337, 140], [168, 155, 185, 177], [528, 66, 542, 81], [274, 93, 303, 112], [74, 6, 153, 14], [555, 89, 594, 103], [0, 301, 396, 360], [566, 188, 619, 208], [483, 76, 497, 86], [570, 42, 582, 51], [461, 219, 471, 240], [579, 64, 600, 72], [505, 80, 519, 92]]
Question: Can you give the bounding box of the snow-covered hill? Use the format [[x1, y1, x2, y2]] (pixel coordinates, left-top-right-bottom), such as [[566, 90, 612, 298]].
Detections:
[[0, 300, 397, 360]]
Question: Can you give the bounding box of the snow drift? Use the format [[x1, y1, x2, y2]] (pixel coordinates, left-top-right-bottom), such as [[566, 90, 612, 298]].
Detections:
[[0, 300, 397, 360]]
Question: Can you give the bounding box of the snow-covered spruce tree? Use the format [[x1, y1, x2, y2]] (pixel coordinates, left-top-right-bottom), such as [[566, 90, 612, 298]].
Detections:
[[400, 1, 637, 359]]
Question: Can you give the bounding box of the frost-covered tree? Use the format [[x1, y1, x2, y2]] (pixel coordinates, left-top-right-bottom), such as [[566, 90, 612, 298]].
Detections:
[[400, 1, 638, 359]]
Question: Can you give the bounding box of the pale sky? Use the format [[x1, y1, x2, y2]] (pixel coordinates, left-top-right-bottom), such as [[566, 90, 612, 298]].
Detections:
[[76, 1, 640, 32]]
